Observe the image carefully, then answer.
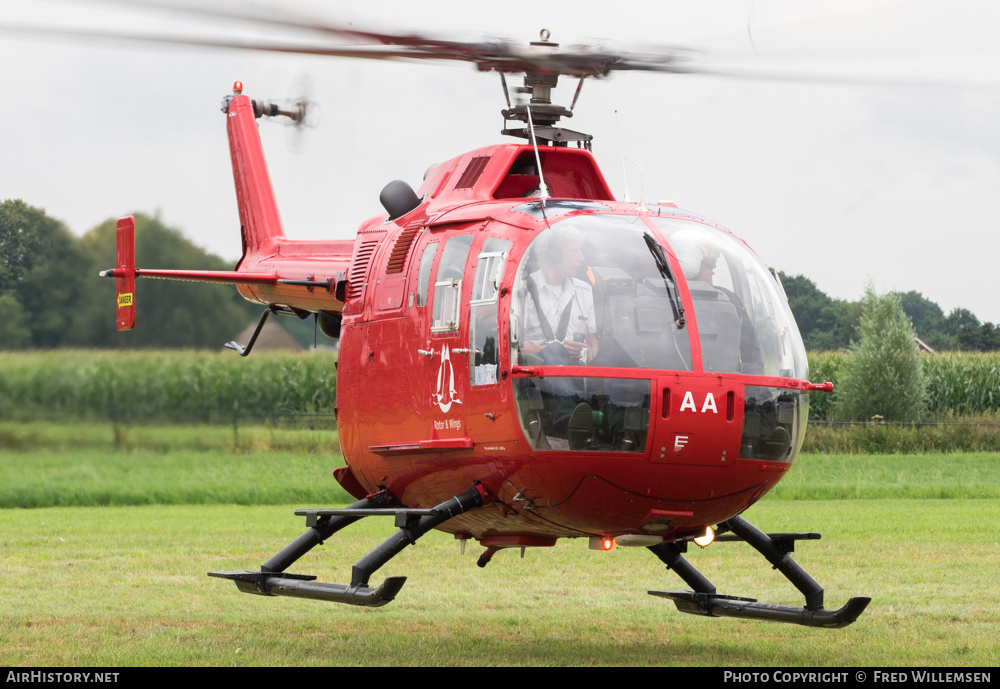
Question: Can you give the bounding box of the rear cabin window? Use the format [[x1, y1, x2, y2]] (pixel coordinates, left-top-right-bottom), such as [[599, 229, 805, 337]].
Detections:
[[432, 234, 473, 333], [416, 242, 437, 306]]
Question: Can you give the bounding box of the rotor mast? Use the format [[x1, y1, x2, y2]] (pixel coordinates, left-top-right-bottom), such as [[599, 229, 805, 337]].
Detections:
[[499, 30, 594, 148]]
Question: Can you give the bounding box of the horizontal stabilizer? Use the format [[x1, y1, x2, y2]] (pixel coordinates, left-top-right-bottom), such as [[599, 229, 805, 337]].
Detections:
[[100, 267, 279, 286]]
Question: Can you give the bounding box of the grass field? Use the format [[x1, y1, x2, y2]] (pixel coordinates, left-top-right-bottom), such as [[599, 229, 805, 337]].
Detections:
[[2, 421, 998, 666], [2, 502, 997, 666], [0, 422, 346, 508], [3, 421, 999, 507]]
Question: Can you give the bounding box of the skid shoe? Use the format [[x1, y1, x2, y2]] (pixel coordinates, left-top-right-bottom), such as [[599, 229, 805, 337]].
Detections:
[[647, 515, 871, 628]]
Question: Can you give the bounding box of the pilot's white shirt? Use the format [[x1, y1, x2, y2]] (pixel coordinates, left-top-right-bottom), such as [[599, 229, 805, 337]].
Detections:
[[523, 269, 596, 345]]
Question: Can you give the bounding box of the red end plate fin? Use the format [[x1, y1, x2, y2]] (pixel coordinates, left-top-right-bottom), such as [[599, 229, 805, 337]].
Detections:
[[115, 216, 136, 331]]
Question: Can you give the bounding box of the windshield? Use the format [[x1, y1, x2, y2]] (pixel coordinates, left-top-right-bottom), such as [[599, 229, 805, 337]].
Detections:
[[510, 214, 692, 371], [509, 213, 807, 380], [651, 218, 808, 379]]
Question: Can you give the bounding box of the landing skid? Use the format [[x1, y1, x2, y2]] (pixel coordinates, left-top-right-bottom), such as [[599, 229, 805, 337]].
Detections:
[[647, 515, 871, 628], [209, 486, 484, 607]]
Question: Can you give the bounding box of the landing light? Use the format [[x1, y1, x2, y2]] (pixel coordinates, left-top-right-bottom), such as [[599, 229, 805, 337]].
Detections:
[[693, 527, 715, 548], [588, 536, 616, 551]]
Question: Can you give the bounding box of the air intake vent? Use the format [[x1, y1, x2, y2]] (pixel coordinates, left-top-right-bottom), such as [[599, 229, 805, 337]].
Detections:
[[385, 226, 420, 275], [347, 238, 381, 300], [454, 156, 491, 189]]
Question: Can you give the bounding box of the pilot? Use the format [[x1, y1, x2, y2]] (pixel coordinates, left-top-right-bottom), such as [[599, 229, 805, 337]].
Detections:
[[520, 225, 598, 365], [516, 225, 601, 447]]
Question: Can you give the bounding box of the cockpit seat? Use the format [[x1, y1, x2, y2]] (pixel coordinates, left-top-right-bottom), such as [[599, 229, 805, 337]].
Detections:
[[687, 281, 741, 373]]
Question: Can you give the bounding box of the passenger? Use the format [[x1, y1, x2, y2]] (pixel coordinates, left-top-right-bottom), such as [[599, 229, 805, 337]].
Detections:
[[672, 230, 721, 285], [670, 229, 764, 375]]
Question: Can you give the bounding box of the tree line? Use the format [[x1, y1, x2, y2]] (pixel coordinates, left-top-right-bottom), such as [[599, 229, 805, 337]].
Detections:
[[0, 200, 260, 349], [779, 272, 1000, 352], [3, 198, 997, 352]]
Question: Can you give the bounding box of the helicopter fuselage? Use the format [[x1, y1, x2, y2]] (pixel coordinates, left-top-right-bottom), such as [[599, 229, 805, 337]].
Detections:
[[214, 94, 813, 550]]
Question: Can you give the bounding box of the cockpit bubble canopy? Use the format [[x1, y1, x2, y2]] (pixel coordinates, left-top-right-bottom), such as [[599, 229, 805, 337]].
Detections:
[[509, 214, 807, 380], [651, 217, 807, 379]]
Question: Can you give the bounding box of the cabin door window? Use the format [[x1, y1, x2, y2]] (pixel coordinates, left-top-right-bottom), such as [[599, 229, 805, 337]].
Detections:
[[469, 238, 512, 385]]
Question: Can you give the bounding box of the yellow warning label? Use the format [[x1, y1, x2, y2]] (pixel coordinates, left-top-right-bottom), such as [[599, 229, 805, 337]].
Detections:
[[118, 293, 133, 308]]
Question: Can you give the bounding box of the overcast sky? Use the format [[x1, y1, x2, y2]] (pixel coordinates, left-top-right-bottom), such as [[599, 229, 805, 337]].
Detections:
[[3, 0, 1000, 323]]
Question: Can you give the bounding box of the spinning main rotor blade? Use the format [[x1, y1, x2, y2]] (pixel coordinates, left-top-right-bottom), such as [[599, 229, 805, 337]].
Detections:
[[2, 0, 697, 77], [0, 26, 695, 78], [0, 25, 438, 62], [2, 0, 994, 89], [89, 0, 509, 53]]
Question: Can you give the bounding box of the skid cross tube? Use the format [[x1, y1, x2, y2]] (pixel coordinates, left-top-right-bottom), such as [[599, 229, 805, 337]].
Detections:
[[722, 515, 825, 609], [263, 492, 393, 573], [350, 486, 485, 588], [209, 486, 484, 607], [647, 542, 717, 594], [647, 515, 871, 628]]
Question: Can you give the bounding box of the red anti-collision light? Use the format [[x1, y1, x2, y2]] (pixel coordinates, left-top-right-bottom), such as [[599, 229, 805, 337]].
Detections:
[[233, 81, 243, 94]]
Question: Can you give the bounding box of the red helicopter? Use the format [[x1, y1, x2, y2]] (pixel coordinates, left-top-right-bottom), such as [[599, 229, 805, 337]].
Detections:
[[91, 14, 869, 628]]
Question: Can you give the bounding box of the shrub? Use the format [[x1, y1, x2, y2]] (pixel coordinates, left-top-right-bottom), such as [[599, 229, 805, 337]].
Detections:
[[835, 284, 926, 421]]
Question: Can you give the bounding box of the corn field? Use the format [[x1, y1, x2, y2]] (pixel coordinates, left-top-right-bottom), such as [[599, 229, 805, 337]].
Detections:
[[808, 350, 1000, 419], [0, 350, 338, 423]]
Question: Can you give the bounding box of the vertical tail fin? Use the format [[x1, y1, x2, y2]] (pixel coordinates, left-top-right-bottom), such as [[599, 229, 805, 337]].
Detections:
[[226, 93, 287, 260], [114, 216, 136, 331]]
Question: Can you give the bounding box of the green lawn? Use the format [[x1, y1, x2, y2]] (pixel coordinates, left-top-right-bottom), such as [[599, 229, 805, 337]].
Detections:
[[0, 421, 347, 507], [3, 421, 999, 507], [769, 452, 1000, 500], [1, 501, 996, 666], [2, 421, 998, 666]]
